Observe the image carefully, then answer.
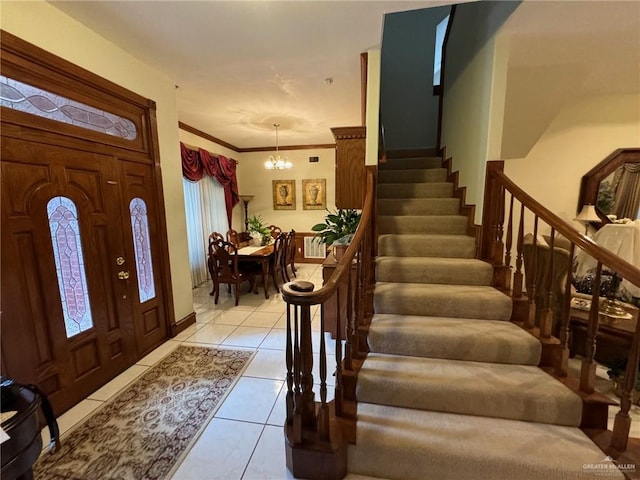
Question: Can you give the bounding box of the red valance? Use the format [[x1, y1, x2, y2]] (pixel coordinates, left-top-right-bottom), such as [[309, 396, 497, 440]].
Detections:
[[180, 142, 239, 226]]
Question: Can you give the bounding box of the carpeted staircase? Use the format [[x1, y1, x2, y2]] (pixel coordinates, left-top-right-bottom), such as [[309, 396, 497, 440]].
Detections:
[[345, 155, 623, 480]]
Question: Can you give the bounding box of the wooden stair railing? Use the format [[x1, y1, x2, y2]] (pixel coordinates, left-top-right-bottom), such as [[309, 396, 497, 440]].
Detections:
[[281, 167, 377, 480], [482, 160, 640, 457]]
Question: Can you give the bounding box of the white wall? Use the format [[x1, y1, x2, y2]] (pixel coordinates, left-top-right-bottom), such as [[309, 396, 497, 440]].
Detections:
[[1, 0, 193, 323], [504, 93, 640, 232], [236, 148, 336, 234]]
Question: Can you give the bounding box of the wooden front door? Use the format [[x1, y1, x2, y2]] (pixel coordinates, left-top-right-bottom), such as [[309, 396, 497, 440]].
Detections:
[[1, 137, 168, 414]]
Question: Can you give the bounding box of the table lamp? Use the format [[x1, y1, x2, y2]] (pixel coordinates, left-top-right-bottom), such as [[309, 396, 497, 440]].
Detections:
[[574, 204, 601, 236], [239, 195, 254, 233]]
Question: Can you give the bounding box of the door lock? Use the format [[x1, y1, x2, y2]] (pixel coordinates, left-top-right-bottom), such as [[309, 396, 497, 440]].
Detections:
[[118, 271, 130, 280], [116, 256, 125, 266]]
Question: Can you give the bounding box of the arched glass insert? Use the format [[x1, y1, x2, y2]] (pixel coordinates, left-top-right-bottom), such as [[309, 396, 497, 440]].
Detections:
[[130, 198, 156, 302], [0, 75, 137, 140], [47, 196, 94, 338]]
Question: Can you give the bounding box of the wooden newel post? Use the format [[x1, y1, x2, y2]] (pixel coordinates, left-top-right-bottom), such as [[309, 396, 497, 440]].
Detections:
[[481, 162, 505, 262]]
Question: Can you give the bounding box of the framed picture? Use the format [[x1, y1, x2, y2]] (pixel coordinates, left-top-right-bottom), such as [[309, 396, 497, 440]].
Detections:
[[272, 179, 296, 210], [302, 179, 326, 210]]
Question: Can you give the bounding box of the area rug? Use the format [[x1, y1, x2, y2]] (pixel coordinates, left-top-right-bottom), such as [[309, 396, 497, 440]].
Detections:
[[34, 345, 254, 480]]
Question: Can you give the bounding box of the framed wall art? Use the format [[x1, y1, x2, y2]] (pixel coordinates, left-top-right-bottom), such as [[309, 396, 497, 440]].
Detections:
[[272, 179, 296, 210], [302, 179, 326, 210]]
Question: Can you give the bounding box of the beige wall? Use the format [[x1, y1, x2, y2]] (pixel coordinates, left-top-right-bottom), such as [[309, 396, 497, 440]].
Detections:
[[236, 148, 337, 234], [442, 35, 501, 224], [1, 0, 193, 323], [503, 93, 640, 233]]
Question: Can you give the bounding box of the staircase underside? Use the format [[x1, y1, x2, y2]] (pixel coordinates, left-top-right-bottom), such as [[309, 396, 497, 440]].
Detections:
[[346, 154, 624, 479]]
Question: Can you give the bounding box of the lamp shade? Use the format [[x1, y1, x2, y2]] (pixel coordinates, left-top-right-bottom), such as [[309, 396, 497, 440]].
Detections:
[[574, 204, 601, 223]]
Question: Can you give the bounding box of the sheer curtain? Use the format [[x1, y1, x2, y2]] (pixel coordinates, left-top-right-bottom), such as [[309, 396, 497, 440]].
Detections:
[[183, 176, 229, 287]]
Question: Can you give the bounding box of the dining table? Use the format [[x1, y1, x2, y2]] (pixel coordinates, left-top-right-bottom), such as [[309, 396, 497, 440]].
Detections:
[[236, 243, 275, 299]]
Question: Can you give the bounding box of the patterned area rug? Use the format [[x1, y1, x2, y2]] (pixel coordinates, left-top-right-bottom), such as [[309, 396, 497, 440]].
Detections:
[[34, 345, 254, 480]]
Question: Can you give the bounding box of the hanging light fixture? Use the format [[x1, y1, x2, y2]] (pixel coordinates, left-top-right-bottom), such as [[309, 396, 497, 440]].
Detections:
[[264, 123, 292, 170]]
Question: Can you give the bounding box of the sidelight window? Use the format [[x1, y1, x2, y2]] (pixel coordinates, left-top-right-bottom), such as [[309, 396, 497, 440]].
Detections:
[[130, 198, 156, 303], [47, 196, 94, 338]]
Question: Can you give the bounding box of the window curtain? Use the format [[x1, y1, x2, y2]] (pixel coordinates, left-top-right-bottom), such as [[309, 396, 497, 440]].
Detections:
[[183, 177, 229, 287], [613, 163, 640, 220], [180, 142, 239, 226]]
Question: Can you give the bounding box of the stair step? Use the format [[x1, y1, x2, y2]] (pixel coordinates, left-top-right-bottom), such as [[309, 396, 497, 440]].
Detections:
[[368, 314, 542, 365], [378, 215, 467, 235], [374, 283, 512, 320], [377, 198, 460, 216], [348, 403, 623, 480], [379, 156, 442, 170], [378, 182, 453, 199], [378, 234, 476, 258], [357, 353, 582, 426], [378, 168, 448, 184], [376, 257, 492, 284]]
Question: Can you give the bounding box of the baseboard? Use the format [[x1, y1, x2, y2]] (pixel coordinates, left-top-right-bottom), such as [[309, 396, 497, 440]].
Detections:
[[170, 311, 196, 337]]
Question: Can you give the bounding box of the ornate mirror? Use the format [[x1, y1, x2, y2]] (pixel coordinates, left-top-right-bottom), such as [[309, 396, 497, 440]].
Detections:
[[578, 148, 640, 227]]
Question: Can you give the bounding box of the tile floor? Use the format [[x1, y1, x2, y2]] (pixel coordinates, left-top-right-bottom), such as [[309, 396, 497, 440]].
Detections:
[[41, 262, 640, 479]]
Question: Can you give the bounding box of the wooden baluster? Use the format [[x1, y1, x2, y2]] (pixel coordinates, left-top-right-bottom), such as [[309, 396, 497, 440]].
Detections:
[[355, 246, 366, 358], [505, 194, 514, 269], [292, 304, 302, 444], [540, 228, 555, 339], [299, 302, 315, 428], [611, 310, 640, 453], [580, 262, 602, 393], [557, 242, 576, 377], [494, 184, 505, 266], [333, 298, 343, 417], [513, 203, 525, 298], [525, 216, 539, 330], [285, 302, 294, 425], [317, 308, 329, 441], [344, 264, 353, 371]]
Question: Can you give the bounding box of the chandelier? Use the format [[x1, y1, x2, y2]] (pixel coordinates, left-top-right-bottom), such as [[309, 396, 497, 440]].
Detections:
[[264, 123, 292, 170]]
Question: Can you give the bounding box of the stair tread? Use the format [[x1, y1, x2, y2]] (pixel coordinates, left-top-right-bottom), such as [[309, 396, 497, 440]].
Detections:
[[348, 403, 624, 480], [357, 353, 582, 426], [368, 314, 541, 364]]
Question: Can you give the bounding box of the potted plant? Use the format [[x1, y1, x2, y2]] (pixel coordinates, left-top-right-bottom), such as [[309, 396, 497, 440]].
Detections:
[[311, 209, 361, 261], [247, 215, 272, 246]]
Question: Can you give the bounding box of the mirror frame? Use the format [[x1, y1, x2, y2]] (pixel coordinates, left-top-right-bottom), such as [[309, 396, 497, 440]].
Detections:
[[578, 148, 640, 229]]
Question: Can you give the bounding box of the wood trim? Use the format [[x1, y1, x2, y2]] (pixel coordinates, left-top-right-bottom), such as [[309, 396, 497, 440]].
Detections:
[[1, 31, 149, 108], [442, 149, 479, 244], [240, 143, 335, 153], [331, 126, 367, 140], [149, 107, 177, 332], [170, 311, 197, 337], [179, 121, 335, 153], [178, 121, 240, 152], [360, 52, 368, 126]]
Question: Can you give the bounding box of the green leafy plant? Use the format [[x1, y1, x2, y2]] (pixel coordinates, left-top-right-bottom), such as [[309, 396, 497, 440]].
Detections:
[[247, 215, 272, 245], [311, 209, 361, 246]]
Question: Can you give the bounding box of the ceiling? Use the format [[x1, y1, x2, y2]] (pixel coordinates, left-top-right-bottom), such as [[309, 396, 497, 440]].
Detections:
[[49, 0, 447, 150], [49, 0, 639, 153]]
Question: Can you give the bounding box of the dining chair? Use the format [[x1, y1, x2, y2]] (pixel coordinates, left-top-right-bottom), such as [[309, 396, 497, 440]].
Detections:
[[208, 239, 260, 306], [270, 233, 287, 292], [207, 231, 224, 256], [283, 230, 297, 282], [226, 228, 240, 246], [268, 224, 282, 239]]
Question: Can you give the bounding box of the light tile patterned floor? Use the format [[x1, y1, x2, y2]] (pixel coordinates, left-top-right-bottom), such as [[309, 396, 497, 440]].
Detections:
[[41, 262, 640, 479]]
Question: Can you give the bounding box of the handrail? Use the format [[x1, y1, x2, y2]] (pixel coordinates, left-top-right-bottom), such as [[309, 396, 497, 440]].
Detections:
[[283, 167, 376, 479], [482, 160, 640, 457], [492, 169, 640, 288]]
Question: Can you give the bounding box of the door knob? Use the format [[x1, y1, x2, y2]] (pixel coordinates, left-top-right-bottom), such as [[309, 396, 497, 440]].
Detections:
[[116, 256, 125, 266], [118, 271, 130, 280]]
